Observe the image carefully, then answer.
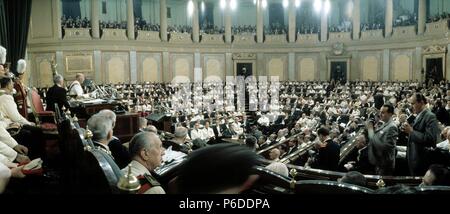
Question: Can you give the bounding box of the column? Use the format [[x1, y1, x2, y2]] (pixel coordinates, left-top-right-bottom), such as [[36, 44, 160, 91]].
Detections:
[[94, 50, 102, 83], [320, 8, 328, 42], [385, 0, 393, 37], [288, 52, 295, 79], [288, 0, 296, 43], [383, 49, 390, 81], [127, 0, 135, 40], [224, 3, 232, 43], [162, 52, 170, 82], [418, 0, 426, 35], [415, 47, 423, 82], [160, 0, 168, 42], [225, 53, 233, 77], [91, 0, 100, 39], [256, 0, 264, 43], [130, 51, 137, 83], [192, 0, 200, 43], [352, 0, 360, 40], [52, 0, 62, 39]]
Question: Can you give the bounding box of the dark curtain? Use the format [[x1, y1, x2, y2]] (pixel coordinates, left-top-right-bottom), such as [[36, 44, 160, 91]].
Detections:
[[2, 0, 32, 75], [62, 0, 81, 19], [0, 0, 7, 50], [269, 3, 284, 27], [133, 0, 142, 19]]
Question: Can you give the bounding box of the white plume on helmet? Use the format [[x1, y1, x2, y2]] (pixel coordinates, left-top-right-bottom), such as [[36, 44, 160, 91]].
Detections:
[[0, 46, 6, 65], [17, 59, 26, 74]]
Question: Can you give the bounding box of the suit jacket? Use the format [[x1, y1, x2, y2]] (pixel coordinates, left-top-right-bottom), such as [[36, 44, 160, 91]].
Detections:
[[108, 137, 131, 169], [374, 94, 384, 109], [407, 109, 440, 176], [46, 84, 71, 112], [313, 139, 340, 171], [368, 119, 398, 169]]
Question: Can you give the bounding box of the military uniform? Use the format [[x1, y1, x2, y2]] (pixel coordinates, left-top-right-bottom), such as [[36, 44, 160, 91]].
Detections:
[[122, 160, 165, 194]]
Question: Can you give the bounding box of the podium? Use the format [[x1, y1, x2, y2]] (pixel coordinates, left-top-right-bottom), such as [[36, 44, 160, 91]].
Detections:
[[70, 100, 139, 142]]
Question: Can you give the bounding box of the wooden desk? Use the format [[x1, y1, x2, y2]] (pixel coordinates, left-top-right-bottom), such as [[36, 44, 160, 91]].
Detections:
[[77, 113, 140, 143], [71, 102, 139, 142]]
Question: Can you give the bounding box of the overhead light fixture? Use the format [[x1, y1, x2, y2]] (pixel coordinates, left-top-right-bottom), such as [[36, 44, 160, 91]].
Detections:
[[187, 0, 194, 17], [230, 0, 237, 10], [253, 0, 257, 5], [283, 0, 289, 8], [295, 0, 301, 8], [314, 0, 322, 14], [220, 0, 226, 10], [201, 1, 205, 13], [262, 0, 267, 9], [324, 0, 330, 15], [346, 1, 354, 18]]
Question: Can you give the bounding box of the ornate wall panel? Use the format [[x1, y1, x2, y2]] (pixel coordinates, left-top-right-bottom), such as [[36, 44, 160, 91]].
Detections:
[[298, 58, 316, 81], [361, 55, 380, 81], [137, 52, 162, 83], [102, 52, 130, 83], [202, 54, 225, 80], [170, 54, 194, 81], [34, 53, 55, 87]]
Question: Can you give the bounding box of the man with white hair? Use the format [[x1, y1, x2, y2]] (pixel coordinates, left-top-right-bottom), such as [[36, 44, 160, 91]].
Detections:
[[170, 126, 190, 154], [68, 73, 87, 98], [87, 114, 114, 157], [123, 132, 165, 194], [265, 162, 289, 177], [46, 74, 70, 112], [96, 109, 130, 168]]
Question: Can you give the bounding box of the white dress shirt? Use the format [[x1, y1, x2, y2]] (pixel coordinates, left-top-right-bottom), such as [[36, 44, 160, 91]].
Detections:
[[190, 128, 203, 141], [204, 127, 215, 140]]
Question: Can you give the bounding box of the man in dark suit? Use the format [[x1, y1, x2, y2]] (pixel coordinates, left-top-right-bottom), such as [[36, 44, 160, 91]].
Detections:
[[344, 134, 373, 174], [46, 74, 70, 112], [367, 104, 398, 175], [373, 90, 384, 110], [402, 93, 440, 176], [308, 127, 340, 171]]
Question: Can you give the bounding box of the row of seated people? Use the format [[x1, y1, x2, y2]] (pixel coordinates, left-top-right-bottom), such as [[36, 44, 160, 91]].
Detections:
[[61, 16, 90, 29], [426, 12, 450, 23], [361, 23, 384, 31], [0, 48, 57, 193], [394, 13, 417, 27]]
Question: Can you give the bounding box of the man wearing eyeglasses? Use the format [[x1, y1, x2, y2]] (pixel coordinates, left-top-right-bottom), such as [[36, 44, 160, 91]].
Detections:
[[401, 93, 440, 176]]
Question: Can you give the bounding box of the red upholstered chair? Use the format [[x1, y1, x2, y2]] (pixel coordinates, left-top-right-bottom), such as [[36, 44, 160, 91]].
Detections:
[[29, 88, 58, 135]]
